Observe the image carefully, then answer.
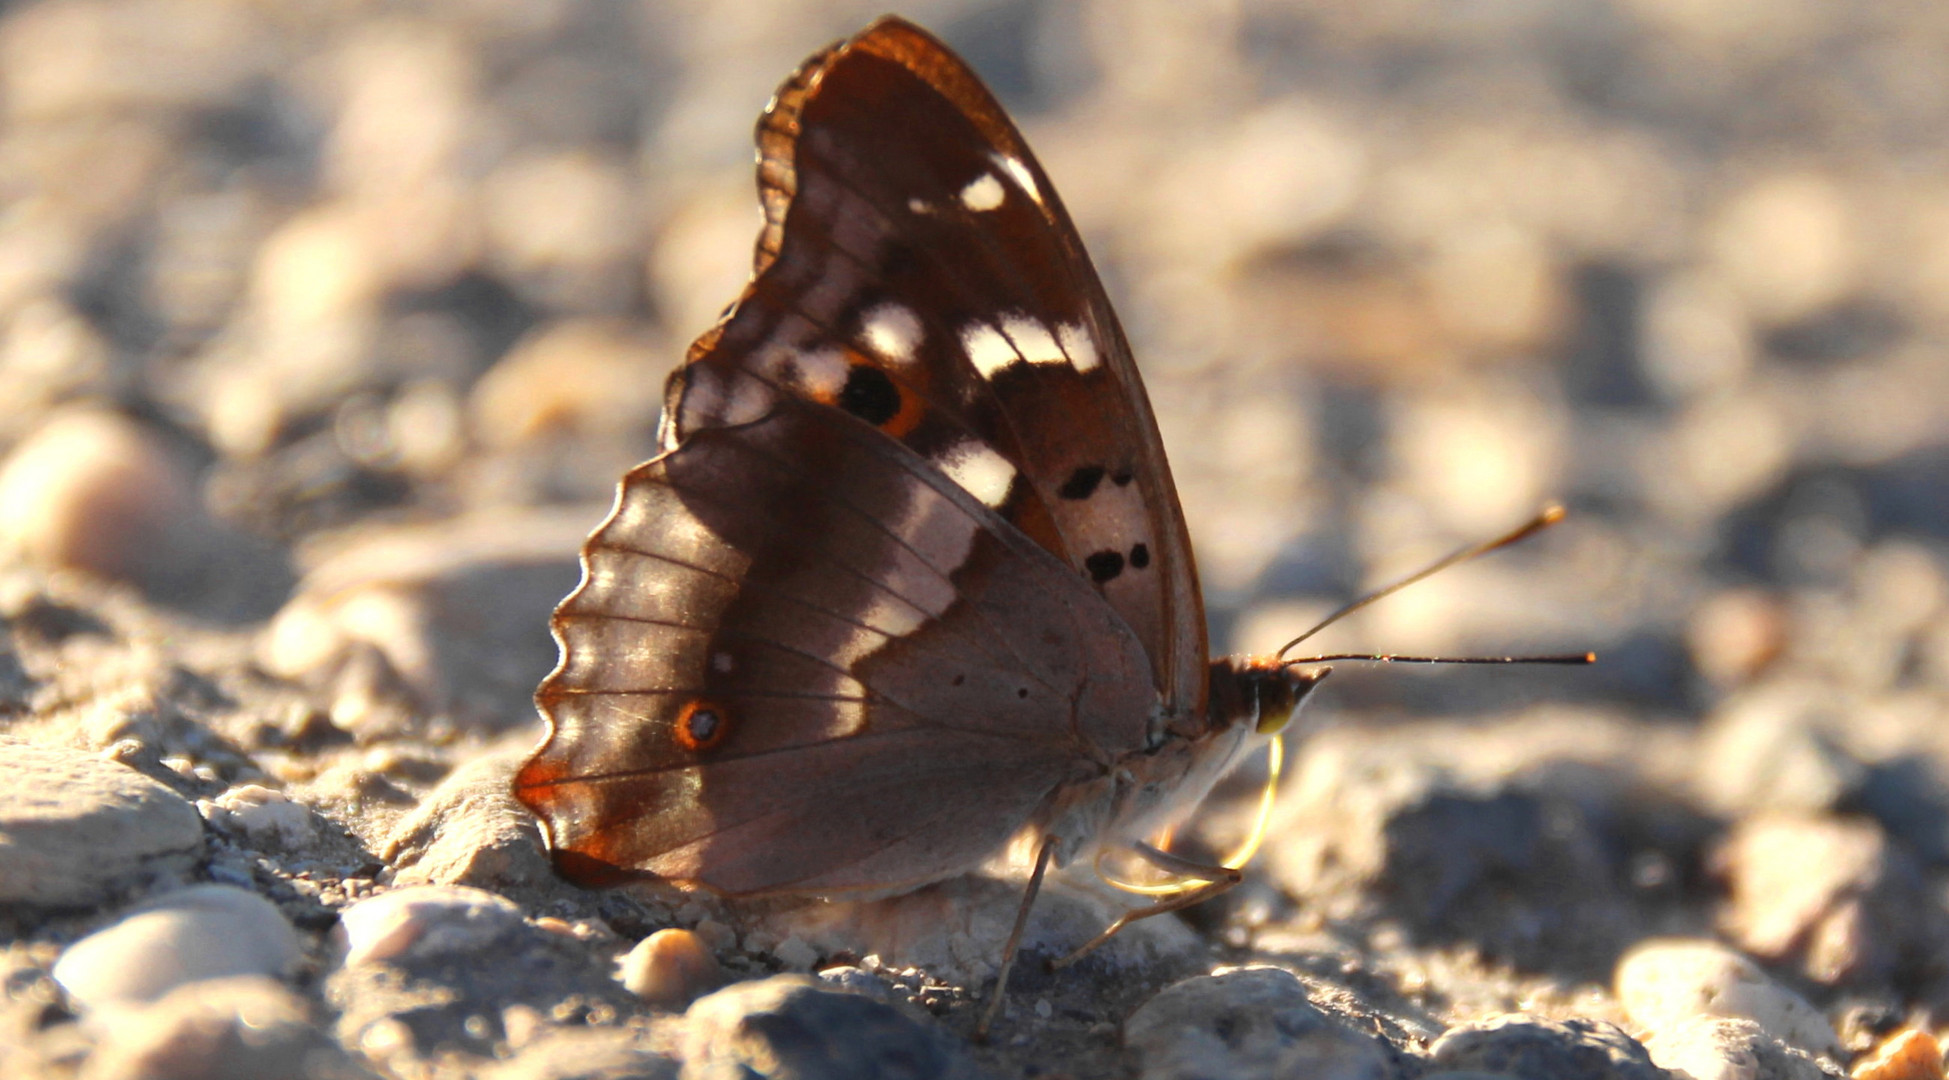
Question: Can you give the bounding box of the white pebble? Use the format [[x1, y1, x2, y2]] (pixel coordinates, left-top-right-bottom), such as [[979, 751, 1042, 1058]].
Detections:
[[772, 935, 819, 973], [1642, 1016, 1832, 1080], [335, 884, 524, 967], [1615, 938, 1841, 1058], [53, 885, 301, 1012], [198, 785, 315, 849]]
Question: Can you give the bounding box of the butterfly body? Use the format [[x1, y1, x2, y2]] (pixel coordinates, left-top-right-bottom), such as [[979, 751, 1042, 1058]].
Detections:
[[514, 18, 1320, 904]]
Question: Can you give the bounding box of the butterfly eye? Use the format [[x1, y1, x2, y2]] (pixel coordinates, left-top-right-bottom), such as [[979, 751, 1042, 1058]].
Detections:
[[674, 700, 733, 752]]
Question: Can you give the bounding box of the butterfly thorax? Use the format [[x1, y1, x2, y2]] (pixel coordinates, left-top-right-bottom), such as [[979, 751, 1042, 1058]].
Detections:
[[1046, 658, 1325, 863]]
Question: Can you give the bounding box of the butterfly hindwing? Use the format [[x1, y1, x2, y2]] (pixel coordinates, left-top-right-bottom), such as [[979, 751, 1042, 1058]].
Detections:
[[667, 18, 1207, 719], [518, 385, 1159, 894]]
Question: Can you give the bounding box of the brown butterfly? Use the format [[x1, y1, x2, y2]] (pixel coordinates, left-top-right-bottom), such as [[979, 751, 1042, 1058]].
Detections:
[[514, 15, 1325, 1001]]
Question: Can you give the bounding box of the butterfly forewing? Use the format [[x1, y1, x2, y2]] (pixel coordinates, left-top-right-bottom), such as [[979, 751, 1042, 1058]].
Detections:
[[666, 18, 1207, 718], [519, 387, 1159, 894]]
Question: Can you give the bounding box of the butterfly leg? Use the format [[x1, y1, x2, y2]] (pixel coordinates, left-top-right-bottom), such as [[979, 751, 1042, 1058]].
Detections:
[[1049, 842, 1243, 971], [977, 833, 1059, 1038]]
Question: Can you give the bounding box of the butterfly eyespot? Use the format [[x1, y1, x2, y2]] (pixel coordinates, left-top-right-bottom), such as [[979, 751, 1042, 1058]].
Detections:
[[1058, 465, 1105, 500], [1084, 550, 1125, 583], [1129, 543, 1150, 569], [674, 700, 732, 752], [839, 364, 902, 426]]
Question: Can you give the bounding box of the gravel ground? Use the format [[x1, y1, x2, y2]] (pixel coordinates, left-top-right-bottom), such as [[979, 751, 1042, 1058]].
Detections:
[[2, 1, 1949, 1078]]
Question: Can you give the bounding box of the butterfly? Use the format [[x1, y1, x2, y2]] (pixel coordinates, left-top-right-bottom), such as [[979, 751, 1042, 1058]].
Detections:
[[514, 15, 1323, 991]]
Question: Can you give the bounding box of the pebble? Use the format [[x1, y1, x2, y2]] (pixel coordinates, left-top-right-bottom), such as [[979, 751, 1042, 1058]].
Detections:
[[679, 975, 983, 1080], [1426, 1014, 1667, 1080], [0, 409, 197, 587], [1851, 1030, 1946, 1080], [334, 885, 526, 968], [1711, 815, 1936, 986], [197, 785, 316, 850], [382, 746, 552, 888], [0, 736, 204, 906], [619, 929, 723, 1010], [258, 514, 585, 732], [1694, 681, 1866, 817], [1122, 967, 1410, 1080], [0, 408, 291, 621], [76, 975, 363, 1080], [1641, 1017, 1834, 1080], [1614, 938, 1842, 1058], [54, 885, 303, 1012]]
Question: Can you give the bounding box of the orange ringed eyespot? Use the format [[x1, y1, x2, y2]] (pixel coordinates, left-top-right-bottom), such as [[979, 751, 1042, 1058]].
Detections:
[[674, 699, 731, 752]]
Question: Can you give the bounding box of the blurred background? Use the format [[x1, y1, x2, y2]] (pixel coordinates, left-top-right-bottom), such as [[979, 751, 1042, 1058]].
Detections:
[[0, 0, 1946, 738]]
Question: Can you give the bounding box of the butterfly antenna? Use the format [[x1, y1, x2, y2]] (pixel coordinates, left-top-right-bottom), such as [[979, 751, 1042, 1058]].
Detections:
[[1274, 504, 1594, 668]]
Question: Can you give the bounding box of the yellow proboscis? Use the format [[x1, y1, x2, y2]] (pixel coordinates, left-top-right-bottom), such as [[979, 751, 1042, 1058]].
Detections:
[[1096, 734, 1284, 896]]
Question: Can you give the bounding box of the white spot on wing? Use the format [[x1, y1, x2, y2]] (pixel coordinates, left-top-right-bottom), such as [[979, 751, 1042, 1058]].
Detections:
[[961, 320, 1019, 378], [959, 172, 1005, 212], [712, 651, 734, 673], [1001, 315, 1066, 367], [792, 346, 849, 400], [722, 376, 771, 426], [992, 152, 1043, 206], [908, 197, 931, 214], [860, 303, 924, 366], [936, 438, 1016, 508], [1058, 321, 1101, 373]]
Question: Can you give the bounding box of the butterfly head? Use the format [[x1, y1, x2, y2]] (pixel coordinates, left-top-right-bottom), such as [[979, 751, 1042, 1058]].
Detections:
[[1208, 656, 1330, 738]]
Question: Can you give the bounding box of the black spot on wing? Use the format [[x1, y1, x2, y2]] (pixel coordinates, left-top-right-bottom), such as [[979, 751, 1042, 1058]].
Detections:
[[839, 364, 901, 426], [1085, 549, 1125, 583], [1059, 464, 1106, 500], [1112, 469, 1134, 486], [1129, 542, 1150, 569]]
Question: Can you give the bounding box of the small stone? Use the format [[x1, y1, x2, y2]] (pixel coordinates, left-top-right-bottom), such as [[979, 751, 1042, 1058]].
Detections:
[[0, 408, 290, 620], [679, 975, 982, 1080], [1851, 1030, 1945, 1080], [1711, 815, 1938, 986], [1614, 938, 1841, 1058], [619, 929, 723, 1010], [1123, 967, 1410, 1080], [1427, 1014, 1666, 1080], [1710, 172, 1858, 324], [383, 745, 552, 888], [1694, 682, 1867, 817], [335, 884, 526, 968], [0, 409, 196, 587], [0, 735, 204, 906], [1641, 1016, 1834, 1080], [76, 976, 366, 1080], [468, 318, 664, 445], [1686, 589, 1790, 689], [258, 514, 585, 731], [772, 935, 819, 973], [198, 785, 315, 849], [54, 885, 303, 1012]]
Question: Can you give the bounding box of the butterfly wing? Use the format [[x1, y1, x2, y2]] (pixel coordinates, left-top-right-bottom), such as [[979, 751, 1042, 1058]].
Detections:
[[667, 17, 1208, 724], [516, 383, 1159, 894]]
